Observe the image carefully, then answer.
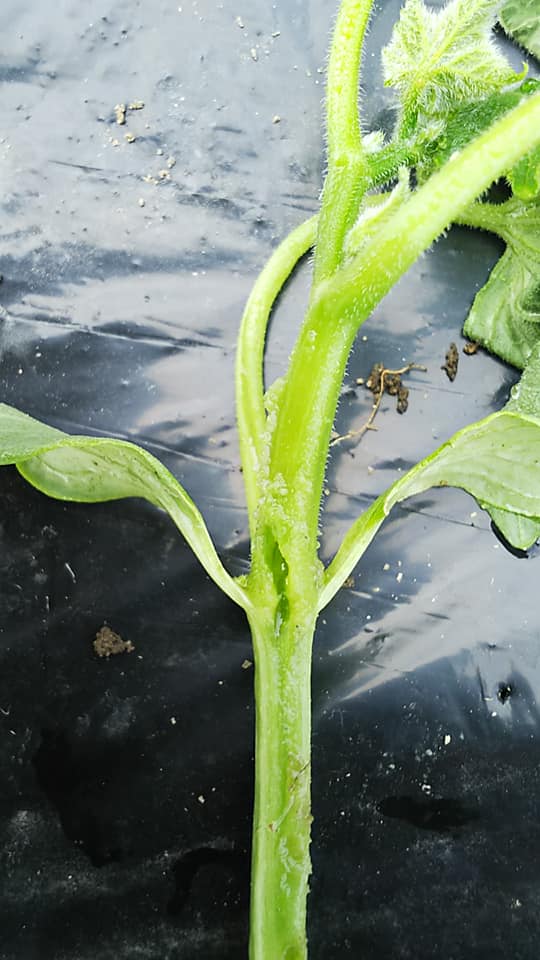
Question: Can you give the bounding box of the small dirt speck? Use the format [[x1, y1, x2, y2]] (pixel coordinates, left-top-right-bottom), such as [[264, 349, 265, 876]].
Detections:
[[497, 682, 513, 704], [114, 103, 127, 125], [93, 625, 134, 658]]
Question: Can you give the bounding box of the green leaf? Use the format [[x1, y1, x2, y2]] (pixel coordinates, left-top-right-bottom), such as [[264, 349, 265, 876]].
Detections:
[[488, 341, 540, 545], [485, 505, 540, 549], [462, 249, 540, 369], [507, 338, 540, 413], [0, 404, 249, 610], [500, 0, 540, 59], [459, 191, 540, 367], [382, 0, 523, 133], [320, 344, 540, 608]]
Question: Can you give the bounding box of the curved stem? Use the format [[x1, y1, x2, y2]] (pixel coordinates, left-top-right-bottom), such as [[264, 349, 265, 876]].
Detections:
[[312, 0, 374, 288], [235, 217, 317, 531], [320, 93, 540, 324], [269, 92, 540, 567]]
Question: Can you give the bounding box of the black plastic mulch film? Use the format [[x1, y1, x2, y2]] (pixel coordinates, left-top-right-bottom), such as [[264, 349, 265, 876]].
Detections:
[[1, 1, 539, 958]]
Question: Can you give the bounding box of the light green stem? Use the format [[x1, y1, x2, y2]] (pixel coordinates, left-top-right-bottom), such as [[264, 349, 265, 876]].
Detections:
[[248, 607, 316, 960], [243, 18, 540, 960], [312, 0, 374, 287], [236, 218, 317, 531], [322, 94, 540, 323], [269, 92, 540, 559]]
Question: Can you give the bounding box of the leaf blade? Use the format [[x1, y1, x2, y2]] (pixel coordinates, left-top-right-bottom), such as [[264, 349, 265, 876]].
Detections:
[[486, 504, 540, 549], [462, 249, 540, 369], [320, 345, 540, 609], [460, 191, 540, 368], [383, 0, 522, 133], [500, 0, 540, 59], [0, 404, 249, 610]]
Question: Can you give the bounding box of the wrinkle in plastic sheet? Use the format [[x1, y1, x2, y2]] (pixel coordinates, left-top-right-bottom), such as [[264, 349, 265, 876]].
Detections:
[[1, 1, 540, 958]]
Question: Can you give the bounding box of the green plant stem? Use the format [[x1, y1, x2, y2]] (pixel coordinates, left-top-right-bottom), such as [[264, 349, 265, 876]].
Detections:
[[312, 0, 374, 287], [236, 217, 317, 531], [248, 607, 316, 960], [324, 94, 540, 322], [269, 92, 540, 560]]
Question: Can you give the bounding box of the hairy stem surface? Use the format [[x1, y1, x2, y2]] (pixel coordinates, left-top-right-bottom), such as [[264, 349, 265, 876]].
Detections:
[[248, 605, 316, 960], [312, 0, 374, 287], [236, 217, 318, 531]]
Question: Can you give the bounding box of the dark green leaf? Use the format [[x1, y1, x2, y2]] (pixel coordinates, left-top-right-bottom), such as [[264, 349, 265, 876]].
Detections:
[[462, 249, 540, 369], [460, 192, 540, 367]]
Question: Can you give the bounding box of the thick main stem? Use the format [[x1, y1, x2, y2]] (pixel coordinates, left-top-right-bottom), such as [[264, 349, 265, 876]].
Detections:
[[248, 610, 316, 960]]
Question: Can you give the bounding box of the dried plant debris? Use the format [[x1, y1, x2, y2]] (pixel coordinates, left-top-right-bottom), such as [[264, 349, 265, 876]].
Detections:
[[93, 625, 134, 658], [365, 362, 384, 393], [396, 384, 409, 413], [365, 362, 420, 415], [442, 342, 459, 380], [331, 362, 426, 446]]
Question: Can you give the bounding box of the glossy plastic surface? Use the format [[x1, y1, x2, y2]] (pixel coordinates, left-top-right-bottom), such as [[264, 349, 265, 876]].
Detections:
[[1, 1, 539, 957]]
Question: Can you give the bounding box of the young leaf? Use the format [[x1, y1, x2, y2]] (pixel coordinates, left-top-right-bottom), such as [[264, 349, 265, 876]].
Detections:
[[500, 0, 540, 59], [320, 344, 540, 609], [0, 404, 250, 611], [382, 0, 522, 133]]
